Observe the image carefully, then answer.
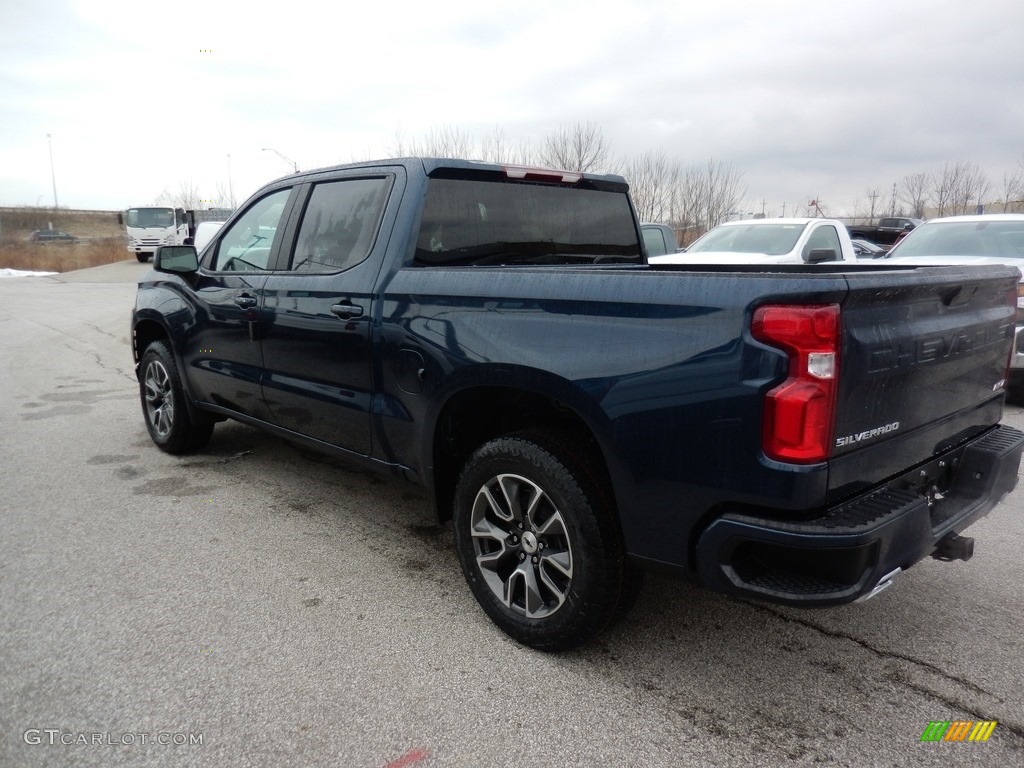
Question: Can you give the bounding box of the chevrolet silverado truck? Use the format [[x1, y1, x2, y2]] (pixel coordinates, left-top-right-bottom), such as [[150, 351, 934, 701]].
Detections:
[[132, 158, 1024, 651], [847, 216, 922, 246], [650, 217, 859, 265]]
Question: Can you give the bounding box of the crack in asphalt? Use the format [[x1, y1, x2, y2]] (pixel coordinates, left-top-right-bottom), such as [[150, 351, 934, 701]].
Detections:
[[176, 450, 254, 468], [743, 600, 1024, 740], [84, 322, 125, 342], [742, 600, 998, 698], [87, 348, 136, 383], [887, 668, 1024, 740]]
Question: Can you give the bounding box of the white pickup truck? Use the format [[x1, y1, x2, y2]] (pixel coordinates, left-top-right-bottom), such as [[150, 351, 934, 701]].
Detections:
[[650, 217, 859, 265]]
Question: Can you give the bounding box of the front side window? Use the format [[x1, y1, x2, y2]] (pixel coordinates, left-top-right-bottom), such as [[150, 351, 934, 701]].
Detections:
[[290, 177, 392, 273], [210, 189, 291, 272]]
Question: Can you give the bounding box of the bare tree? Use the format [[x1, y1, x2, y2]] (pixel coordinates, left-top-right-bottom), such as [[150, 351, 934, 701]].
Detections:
[[951, 161, 990, 215], [154, 180, 201, 210], [421, 125, 475, 158], [1000, 165, 1024, 212], [478, 126, 535, 165], [898, 172, 929, 218], [388, 124, 474, 159], [930, 163, 957, 217], [213, 181, 234, 209], [675, 158, 745, 236], [623, 150, 679, 223], [931, 160, 990, 216], [538, 121, 613, 173]]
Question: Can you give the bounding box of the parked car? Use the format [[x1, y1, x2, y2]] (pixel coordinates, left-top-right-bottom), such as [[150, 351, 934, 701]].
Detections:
[[29, 229, 75, 242], [192, 221, 225, 254], [884, 214, 1024, 398], [650, 218, 858, 265], [851, 238, 888, 258], [640, 222, 679, 256], [846, 217, 922, 246]]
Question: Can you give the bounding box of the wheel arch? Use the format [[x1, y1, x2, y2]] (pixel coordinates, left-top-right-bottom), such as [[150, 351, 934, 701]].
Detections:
[[427, 369, 627, 527], [132, 314, 175, 367], [132, 311, 208, 423]]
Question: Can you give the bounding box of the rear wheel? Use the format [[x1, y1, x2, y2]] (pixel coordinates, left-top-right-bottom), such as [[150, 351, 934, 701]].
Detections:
[[139, 341, 213, 453], [452, 431, 638, 651]]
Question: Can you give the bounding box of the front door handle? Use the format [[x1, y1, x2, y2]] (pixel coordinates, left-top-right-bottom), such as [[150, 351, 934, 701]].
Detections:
[[234, 293, 258, 308], [331, 302, 364, 318]]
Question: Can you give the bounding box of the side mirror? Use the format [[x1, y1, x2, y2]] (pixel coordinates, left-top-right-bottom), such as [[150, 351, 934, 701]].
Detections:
[[904, 222, 913, 230], [805, 248, 837, 263], [155, 245, 199, 274]]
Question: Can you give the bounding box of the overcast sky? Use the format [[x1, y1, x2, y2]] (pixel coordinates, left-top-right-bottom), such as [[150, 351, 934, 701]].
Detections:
[[1, 0, 1021, 217]]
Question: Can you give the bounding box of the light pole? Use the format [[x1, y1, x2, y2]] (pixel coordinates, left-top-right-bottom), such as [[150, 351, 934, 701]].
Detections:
[[46, 133, 58, 208], [261, 147, 298, 173]]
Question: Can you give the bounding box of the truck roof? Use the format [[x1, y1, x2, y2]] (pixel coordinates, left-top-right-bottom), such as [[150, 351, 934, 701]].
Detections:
[[255, 156, 630, 192], [718, 217, 845, 227]]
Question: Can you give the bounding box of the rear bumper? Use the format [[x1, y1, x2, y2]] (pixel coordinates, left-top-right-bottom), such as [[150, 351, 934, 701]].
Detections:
[[696, 425, 1024, 606]]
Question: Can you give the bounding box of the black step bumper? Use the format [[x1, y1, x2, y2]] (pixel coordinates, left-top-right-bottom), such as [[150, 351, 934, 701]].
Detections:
[[696, 425, 1024, 606]]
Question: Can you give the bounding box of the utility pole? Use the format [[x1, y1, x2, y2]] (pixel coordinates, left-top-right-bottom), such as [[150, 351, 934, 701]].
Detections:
[[46, 133, 59, 209], [868, 189, 879, 224], [227, 154, 235, 207], [891, 182, 897, 216]]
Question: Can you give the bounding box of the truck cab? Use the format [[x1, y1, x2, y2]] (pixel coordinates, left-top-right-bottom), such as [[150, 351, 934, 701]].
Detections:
[[650, 217, 857, 265]]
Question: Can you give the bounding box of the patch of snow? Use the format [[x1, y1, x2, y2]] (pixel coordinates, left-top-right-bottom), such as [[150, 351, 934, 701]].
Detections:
[[0, 268, 58, 278]]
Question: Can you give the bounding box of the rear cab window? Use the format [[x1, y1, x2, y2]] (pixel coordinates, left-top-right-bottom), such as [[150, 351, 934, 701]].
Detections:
[[414, 172, 641, 266]]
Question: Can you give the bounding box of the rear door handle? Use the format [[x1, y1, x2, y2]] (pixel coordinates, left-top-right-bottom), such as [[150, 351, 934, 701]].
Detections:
[[331, 302, 364, 318], [234, 293, 258, 308]]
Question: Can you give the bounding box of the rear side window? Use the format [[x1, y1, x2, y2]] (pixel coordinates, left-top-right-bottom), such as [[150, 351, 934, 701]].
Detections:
[[642, 226, 670, 256], [415, 178, 641, 266], [802, 225, 843, 261], [290, 177, 392, 273]]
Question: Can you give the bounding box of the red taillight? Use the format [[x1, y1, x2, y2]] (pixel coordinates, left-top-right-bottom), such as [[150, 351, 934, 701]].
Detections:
[[751, 304, 841, 463]]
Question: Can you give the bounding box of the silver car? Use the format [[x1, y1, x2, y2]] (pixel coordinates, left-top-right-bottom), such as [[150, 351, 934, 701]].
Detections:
[[885, 214, 1024, 397]]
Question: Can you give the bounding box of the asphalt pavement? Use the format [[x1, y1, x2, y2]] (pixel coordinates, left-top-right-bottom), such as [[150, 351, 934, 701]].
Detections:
[[1, 260, 1021, 767]]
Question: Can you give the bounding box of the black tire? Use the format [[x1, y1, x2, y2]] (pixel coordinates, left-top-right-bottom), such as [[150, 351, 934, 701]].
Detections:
[[136, 253, 150, 263], [139, 341, 214, 453], [452, 430, 638, 651]]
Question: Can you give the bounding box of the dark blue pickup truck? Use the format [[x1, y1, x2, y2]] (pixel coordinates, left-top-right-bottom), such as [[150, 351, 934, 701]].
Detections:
[[132, 158, 1024, 650]]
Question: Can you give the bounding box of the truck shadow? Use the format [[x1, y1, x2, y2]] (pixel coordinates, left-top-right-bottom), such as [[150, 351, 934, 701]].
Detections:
[[163, 420, 1021, 761]]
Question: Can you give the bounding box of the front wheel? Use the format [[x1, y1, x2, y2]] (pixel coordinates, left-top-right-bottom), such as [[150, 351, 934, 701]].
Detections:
[[453, 431, 636, 651], [139, 341, 214, 453], [136, 252, 150, 263]]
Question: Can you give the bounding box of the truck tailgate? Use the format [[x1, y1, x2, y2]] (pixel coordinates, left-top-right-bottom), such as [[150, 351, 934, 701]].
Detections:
[[829, 265, 1018, 501]]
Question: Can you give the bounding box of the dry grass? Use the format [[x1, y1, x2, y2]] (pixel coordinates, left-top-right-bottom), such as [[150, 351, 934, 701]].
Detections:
[[0, 238, 131, 273]]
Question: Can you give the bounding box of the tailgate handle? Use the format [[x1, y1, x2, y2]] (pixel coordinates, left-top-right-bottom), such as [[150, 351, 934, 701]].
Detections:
[[331, 302, 364, 318]]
